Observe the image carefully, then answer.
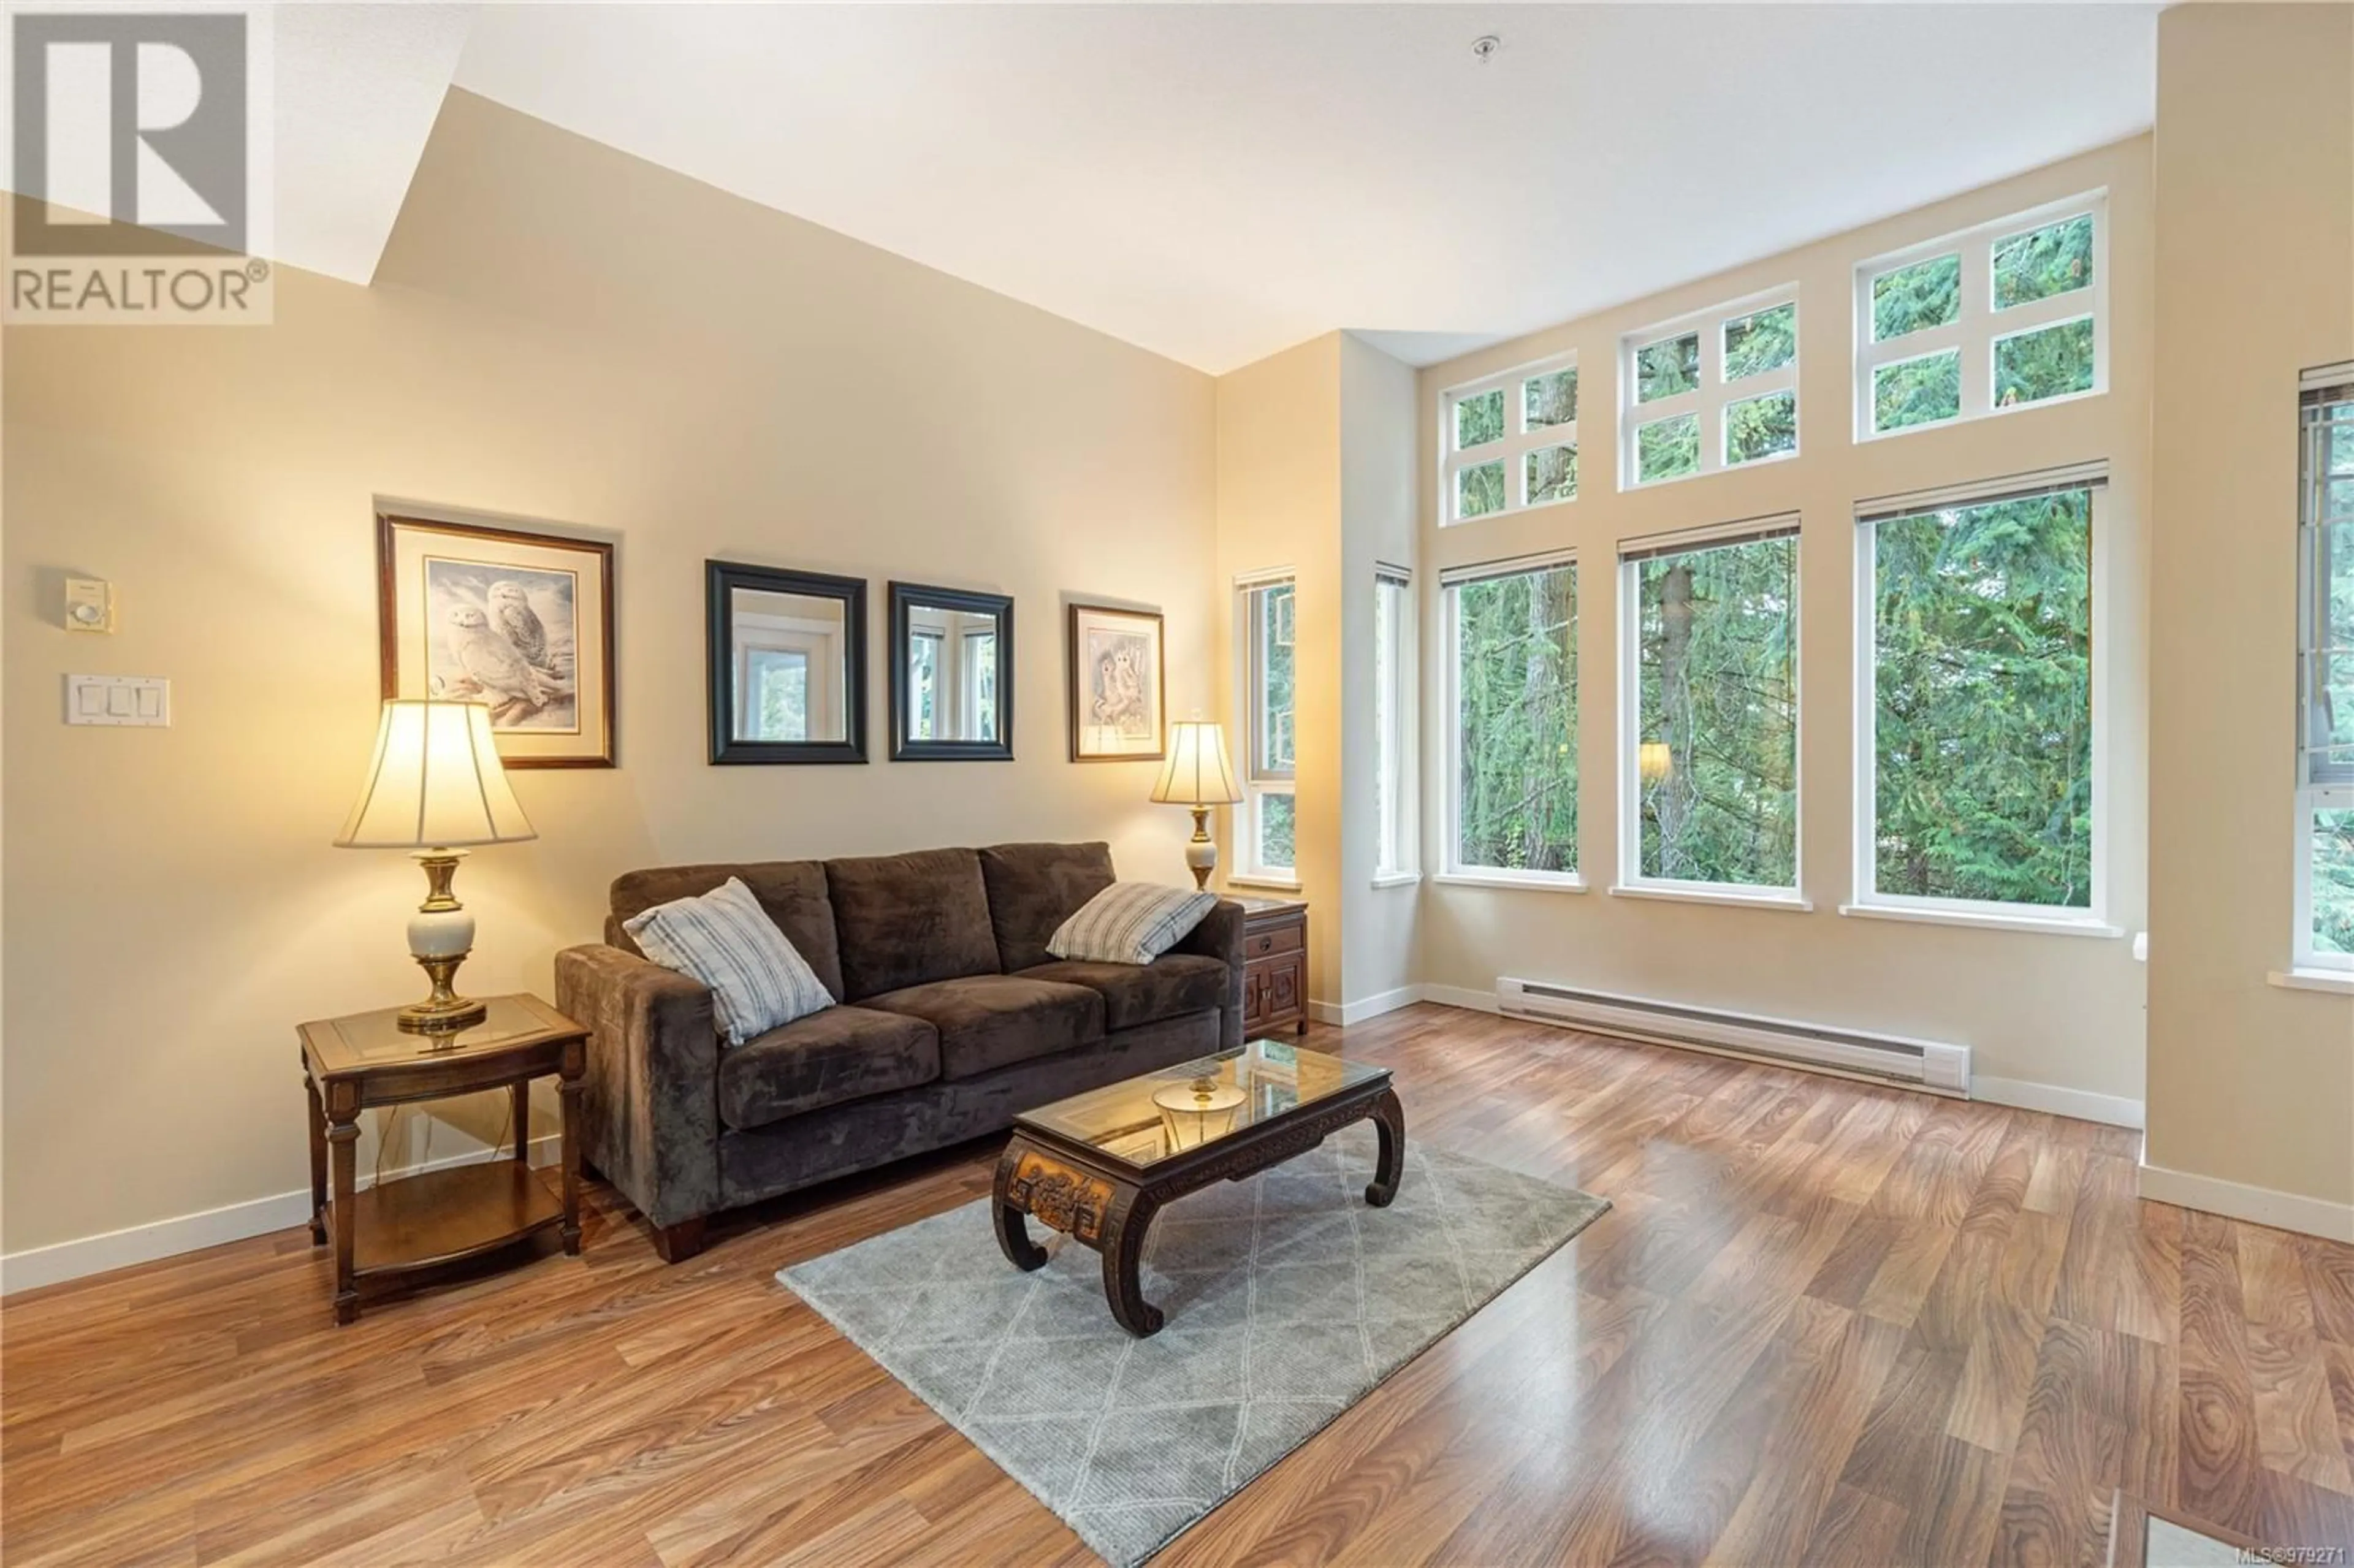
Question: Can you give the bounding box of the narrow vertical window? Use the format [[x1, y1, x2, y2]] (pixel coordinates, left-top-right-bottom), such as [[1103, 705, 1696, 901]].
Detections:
[[1445, 556, 1579, 881], [1618, 523, 1800, 894], [2299, 377, 2354, 970], [1238, 575, 1297, 880], [1856, 473, 2101, 921], [1373, 568, 1415, 880]]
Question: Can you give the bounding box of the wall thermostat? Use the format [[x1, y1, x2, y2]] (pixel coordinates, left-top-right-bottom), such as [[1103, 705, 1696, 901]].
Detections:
[[64, 577, 113, 633]]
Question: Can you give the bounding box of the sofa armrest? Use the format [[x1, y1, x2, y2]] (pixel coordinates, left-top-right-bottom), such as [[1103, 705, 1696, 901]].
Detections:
[[1173, 898, 1246, 1049], [554, 943, 721, 1229]]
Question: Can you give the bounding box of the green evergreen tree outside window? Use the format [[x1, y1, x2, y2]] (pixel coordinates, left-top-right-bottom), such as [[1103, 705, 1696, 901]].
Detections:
[[1873, 490, 2093, 907], [1455, 565, 1578, 873], [1634, 536, 1800, 887]]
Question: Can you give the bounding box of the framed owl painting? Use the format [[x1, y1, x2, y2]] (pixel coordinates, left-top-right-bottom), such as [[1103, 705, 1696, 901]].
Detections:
[[376, 511, 617, 768]]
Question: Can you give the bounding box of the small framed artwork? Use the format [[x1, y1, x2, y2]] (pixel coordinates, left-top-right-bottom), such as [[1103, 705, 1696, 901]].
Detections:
[[1065, 602, 1164, 762], [376, 511, 616, 768]]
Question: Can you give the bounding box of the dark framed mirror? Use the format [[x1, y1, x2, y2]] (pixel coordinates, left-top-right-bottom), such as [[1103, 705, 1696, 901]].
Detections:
[[706, 561, 867, 764], [888, 582, 1013, 761]]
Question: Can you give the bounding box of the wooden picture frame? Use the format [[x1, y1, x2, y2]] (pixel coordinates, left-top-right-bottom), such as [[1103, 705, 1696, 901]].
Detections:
[[1065, 603, 1165, 762], [376, 511, 616, 769], [888, 582, 1014, 762], [707, 561, 869, 766]]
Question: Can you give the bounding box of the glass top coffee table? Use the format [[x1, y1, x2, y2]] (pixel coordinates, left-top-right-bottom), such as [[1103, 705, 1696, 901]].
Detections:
[[991, 1040, 1404, 1337]]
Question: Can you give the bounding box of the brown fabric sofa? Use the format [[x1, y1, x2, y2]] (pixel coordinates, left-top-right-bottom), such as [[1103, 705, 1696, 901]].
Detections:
[[554, 841, 1243, 1261]]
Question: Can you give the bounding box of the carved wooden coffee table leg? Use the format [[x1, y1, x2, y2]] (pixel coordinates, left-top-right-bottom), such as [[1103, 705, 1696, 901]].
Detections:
[[1365, 1087, 1406, 1208], [991, 1140, 1048, 1272], [1099, 1186, 1165, 1338]]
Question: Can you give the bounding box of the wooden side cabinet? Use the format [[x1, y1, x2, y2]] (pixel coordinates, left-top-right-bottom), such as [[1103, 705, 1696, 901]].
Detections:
[[298, 994, 587, 1325], [1236, 898, 1308, 1037]]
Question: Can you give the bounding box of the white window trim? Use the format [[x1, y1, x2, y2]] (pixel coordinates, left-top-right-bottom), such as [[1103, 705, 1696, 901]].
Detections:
[[1619, 286, 1799, 492], [1607, 881, 1812, 913], [1439, 351, 1579, 526], [1373, 566, 1419, 885], [2295, 370, 2354, 972], [1441, 550, 1583, 887], [1234, 569, 1298, 885], [2268, 967, 2354, 995], [1435, 868, 1588, 894], [1854, 191, 2109, 443], [1613, 516, 1806, 902], [1849, 468, 2110, 927], [1837, 901, 2122, 938]]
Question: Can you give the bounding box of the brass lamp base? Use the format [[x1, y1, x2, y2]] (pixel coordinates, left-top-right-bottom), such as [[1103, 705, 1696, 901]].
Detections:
[[397, 954, 487, 1038], [395, 849, 486, 1041], [1184, 805, 1217, 891]]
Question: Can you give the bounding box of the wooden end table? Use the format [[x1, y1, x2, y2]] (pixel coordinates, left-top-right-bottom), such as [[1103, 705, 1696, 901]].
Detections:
[[1236, 898, 1308, 1037], [992, 1040, 1403, 1337], [299, 994, 587, 1325]]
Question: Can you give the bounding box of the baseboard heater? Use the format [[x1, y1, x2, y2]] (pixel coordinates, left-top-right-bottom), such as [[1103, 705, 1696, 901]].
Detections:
[[1495, 977, 1970, 1095]]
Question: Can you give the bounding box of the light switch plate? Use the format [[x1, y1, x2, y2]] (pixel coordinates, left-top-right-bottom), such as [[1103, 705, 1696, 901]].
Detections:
[[66, 674, 169, 726]]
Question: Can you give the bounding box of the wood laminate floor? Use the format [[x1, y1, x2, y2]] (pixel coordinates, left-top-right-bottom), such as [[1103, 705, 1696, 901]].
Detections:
[[7, 1005, 2354, 1566]]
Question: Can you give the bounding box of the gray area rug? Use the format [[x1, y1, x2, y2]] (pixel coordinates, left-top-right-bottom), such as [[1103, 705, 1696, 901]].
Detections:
[[779, 1123, 1610, 1567]]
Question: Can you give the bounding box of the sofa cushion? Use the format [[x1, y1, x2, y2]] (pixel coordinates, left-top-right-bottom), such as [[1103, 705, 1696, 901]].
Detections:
[[607, 861, 843, 1001], [826, 848, 1002, 1001], [717, 1005, 942, 1132], [624, 877, 835, 1046], [978, 842, 1116, 973], [863, 974, 1106, 1081], [1018, 954, 1228, 1033], [1047, 882, 1219, 966]]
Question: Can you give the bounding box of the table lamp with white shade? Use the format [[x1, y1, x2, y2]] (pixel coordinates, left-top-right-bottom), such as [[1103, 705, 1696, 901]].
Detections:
[[1151, 720, 1243, 890], [335, 699, 537, 1038]]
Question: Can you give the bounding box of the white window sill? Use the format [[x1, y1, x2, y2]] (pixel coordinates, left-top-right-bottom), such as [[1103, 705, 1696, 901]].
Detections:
[[1607, 882, 1812, 913], [1371, 872, 1422, 890], [1838, 902, 2123, 938], [2268, 968, 2354, 995], [1225, 875, 1302, 894], [1432, 869, 1587, 894]]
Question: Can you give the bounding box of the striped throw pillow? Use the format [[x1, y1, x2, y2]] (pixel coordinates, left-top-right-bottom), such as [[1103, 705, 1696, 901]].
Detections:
[[1046, 881, 1219, 967], [623, 877, 834, 1046]]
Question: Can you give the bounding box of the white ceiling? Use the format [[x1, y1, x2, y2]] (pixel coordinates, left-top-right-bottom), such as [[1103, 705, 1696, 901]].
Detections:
[[272, 4, 473, 284], [267, 4, 2159, 373]]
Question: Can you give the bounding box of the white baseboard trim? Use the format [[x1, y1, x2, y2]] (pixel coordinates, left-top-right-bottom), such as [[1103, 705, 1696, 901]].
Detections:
[[2137, 1161, 2354, 1243], [1973, 1075, 2144, 1130], [1307, 986, 1424, 1027], [1414, 983, 1501, 1014], [1, 1133, 562, 1296]]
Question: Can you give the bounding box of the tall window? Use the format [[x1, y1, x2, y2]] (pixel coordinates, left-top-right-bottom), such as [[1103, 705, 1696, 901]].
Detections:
[[1856, 471, 2100, 921], [1446, 556, 1579, 881], [2299, 376, 2354, 970], [1621, 291, 1798, 489], [1373, 568, 1415, 879], [1857, 196, 2105, 440], [1441, 354, 1579, 524], [1238, 575, 1297, 880], [1618, 523, 1800, 894]]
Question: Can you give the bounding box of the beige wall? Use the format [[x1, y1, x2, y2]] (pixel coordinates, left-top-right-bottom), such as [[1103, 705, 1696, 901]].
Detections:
[[2, 91, 1217, 1258], [1415, 139, 2156, 1110], [2146, 5, 2354, 1213], [1213, 335, 1344, 999], [1337, 333, 1421, 1010], [1209, 331, 1421, 1016]]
